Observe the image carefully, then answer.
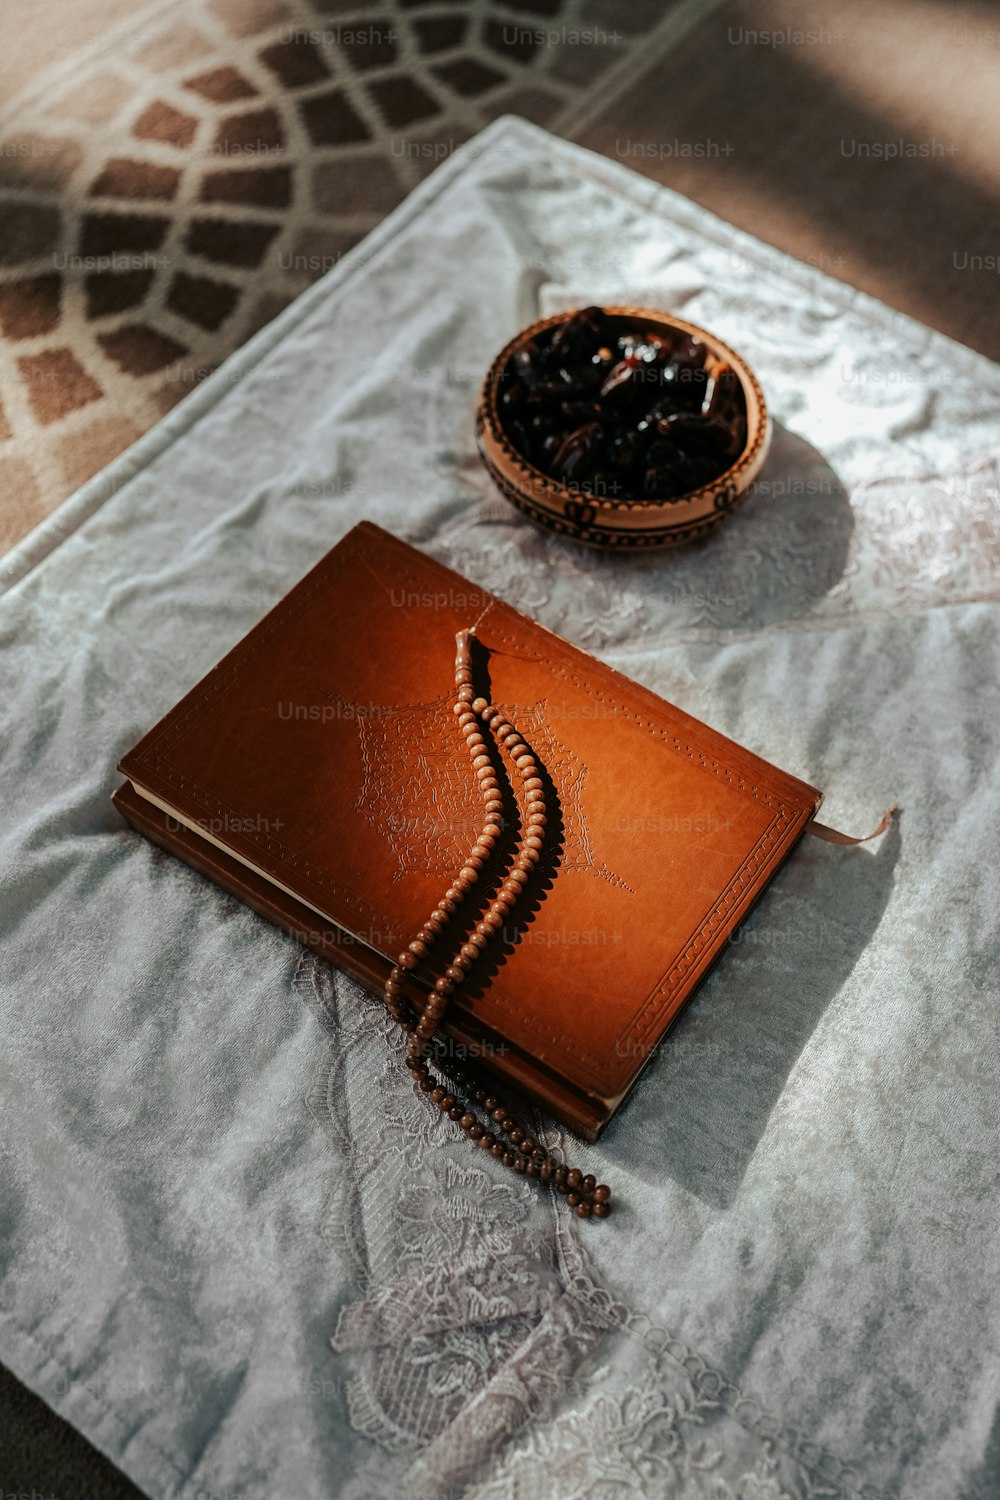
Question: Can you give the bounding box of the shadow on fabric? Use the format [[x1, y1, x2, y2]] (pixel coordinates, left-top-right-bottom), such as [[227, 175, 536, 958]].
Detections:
[[602, 819, 901, 1209]]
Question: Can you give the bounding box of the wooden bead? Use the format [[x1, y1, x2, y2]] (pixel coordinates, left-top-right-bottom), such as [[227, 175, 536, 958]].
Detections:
[[398, 952, 417, 970], [575, 1201, 592, 1219], [431, 1086, 446, 1103], [593, 1185, 611, 1203], [468, 1122, 484, 1140], [566, 1191, 582, 1208], [582, 1174, 597, 1194], [593, 1202, 611, 1218], [459, 1113, 476, 1130], [509, 1127, 524, 1145], [445, 963, 465, 983], [434, 977, 453, 995], [513, 1157, 527, 1174], [408, 939, 429, 958], [448, 1105, 464, 1121], [566, 1169, 582, 1190]]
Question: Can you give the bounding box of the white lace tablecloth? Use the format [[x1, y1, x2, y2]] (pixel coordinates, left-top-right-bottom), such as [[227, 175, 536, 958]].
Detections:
[[1, 117, 998, 1500]]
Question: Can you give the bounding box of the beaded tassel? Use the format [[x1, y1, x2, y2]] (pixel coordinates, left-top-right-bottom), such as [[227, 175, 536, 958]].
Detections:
[[383, 628, 612, 1220]]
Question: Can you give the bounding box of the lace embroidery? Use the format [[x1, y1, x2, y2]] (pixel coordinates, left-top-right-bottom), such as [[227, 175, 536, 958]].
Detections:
[[296, 954, 888, 1500]]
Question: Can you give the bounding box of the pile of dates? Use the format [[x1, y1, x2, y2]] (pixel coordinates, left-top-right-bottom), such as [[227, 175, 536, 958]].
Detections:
[[498, 306, 748, 501]]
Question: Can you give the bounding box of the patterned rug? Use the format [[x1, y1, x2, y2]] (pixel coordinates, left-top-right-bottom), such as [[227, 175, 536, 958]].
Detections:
[[0, 0, 686, 555]]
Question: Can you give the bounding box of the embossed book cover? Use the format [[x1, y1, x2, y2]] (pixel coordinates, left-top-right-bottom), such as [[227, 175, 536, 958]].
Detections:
[[114, 521, 822, 1138]]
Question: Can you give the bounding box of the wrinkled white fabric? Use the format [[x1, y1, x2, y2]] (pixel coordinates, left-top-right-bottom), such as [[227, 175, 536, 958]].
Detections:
[[1, 118, 998, 1500]]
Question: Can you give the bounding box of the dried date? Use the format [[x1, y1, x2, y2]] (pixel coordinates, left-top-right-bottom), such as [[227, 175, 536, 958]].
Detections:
[[497, 307, 748, 500]]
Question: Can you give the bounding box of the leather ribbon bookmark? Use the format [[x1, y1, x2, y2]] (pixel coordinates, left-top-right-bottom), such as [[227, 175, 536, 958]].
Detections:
[[807, 804, 899, 846]]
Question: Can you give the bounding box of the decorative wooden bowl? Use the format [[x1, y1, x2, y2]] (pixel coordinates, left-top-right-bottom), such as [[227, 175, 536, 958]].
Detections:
[[475, 306, 771, 549]]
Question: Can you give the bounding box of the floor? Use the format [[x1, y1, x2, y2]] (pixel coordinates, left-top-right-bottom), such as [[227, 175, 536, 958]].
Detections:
[[2, 0, 999, 1493]]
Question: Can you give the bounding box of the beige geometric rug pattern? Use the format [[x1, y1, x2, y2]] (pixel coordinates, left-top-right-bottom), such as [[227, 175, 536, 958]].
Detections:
[[0, 0, 676, 554]]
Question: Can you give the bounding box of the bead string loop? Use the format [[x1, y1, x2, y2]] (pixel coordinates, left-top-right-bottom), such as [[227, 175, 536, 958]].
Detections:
[[383, 627, 612, 1221]]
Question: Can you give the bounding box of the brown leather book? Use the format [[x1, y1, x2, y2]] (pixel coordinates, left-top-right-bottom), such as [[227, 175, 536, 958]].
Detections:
[[114, 521, 822, 1140]]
